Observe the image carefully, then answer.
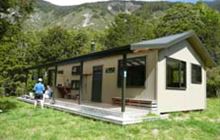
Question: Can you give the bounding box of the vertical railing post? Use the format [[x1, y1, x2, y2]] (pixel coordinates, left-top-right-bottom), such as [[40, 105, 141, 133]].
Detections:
[[121, 53, 127, 112], [79, 61, 84, 105]]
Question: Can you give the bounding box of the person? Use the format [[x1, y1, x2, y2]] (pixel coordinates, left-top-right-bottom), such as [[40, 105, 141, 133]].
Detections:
[[43, 85, 55, 105], [33, 78, 45, 108]]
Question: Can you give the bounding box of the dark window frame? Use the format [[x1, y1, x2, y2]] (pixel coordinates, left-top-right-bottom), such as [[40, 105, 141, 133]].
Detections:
[[191, 63, 202, 84], [117, 56, 146, 88], [57, 70, 64, 74], [72, 66, 81, 75], [71, 80, 80, 90], [166, 57, 187, 90]]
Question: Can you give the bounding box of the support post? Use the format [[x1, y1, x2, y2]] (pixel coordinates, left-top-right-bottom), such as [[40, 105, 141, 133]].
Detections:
[[121, 53, 127, 112], [78, 61, 84, 104]]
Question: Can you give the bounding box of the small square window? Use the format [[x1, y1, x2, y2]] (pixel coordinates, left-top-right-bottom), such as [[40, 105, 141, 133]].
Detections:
[[57, 70, 63, 74], [71, 80, 80, 90], [191, 64, 202, 84]]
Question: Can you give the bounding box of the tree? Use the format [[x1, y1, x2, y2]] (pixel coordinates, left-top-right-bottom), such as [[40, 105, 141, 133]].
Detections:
[[0, 0, 34, 95], [105, 13, 155, 48], [207, 66, 220, 97], [36, 27, 91, 63], [0, 0, 33, 41], [157, 2, 220, 63]]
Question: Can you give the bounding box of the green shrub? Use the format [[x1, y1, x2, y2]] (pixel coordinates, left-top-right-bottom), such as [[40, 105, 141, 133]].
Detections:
[[0, 98, 16, 111], [0, 86, 4, 97], [207, 67, 220, 97], [15, 82, 26, 96]]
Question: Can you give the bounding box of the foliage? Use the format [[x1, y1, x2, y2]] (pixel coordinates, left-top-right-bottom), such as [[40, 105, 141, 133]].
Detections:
[[38, 26, 77, 62], [26, 73, 37, 92], [105, 13, 155, 48], [0, 0, 34, 95], [15, 82, 26, 96], [35, 27, 93, 63], [0, 97, 219, 139], [207, 67, 220, 97], [157, 3, 220, 63], [0, 86, 5, 97], [0, 0, 33, 40], [0, 97, 16, 111], [134, 2, 172, 19]]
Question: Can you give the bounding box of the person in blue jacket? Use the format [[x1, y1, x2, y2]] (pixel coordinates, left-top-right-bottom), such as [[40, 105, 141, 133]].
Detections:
[[33, 78, 45, 108]]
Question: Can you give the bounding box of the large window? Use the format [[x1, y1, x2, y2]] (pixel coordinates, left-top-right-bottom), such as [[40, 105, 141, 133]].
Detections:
[[166, 58, 186, 89], [191, 64, 202, 84], [118, 56, 146, 87]]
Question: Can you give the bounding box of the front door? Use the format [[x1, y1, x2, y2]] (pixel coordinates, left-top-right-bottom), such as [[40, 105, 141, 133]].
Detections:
[[48, 69, 55, 86], [91, 65, 103, 102]]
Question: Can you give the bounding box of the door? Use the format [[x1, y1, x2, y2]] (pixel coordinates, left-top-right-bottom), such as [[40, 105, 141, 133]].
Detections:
[[48, 69, 55, 86], [91, 65, 103, 102]]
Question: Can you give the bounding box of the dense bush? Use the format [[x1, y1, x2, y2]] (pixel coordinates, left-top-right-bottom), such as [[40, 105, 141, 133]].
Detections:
[[0, 98, 16, 112], [207, 67, 220, 97]]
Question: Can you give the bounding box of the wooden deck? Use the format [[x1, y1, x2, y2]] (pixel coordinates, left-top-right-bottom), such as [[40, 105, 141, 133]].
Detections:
[[18, 97, 160, 125]]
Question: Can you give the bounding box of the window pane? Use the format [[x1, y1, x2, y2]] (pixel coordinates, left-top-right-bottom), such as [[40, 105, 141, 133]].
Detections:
[[71, 80, 80, 90], [180, 62, 186, 87], [191, 64, 202, 84], [166, 58, 186, 89]]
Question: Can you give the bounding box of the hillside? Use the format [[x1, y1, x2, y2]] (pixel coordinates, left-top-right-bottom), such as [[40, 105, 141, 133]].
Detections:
[[22, 0, 173, 31], [23, 0, 220, 32]]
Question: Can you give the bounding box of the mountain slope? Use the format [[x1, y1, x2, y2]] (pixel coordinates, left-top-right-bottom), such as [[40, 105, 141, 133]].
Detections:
[[23, 0, 219, 31], [23, 0, 172, 31]]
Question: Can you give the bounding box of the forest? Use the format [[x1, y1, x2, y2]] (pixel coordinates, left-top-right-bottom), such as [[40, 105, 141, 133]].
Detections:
[[1, 0, 220, 97]]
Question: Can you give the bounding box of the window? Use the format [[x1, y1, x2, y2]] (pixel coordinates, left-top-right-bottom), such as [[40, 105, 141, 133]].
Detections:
[[166, 58, 186, 89], [72, 66, 81, 75], [57, 70, 63, 74], [118, 56, 146, 87], [71, 80, 80, 90], [191, 64, 202, 84]]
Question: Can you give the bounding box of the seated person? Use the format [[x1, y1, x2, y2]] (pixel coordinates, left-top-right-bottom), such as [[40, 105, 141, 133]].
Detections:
[[43, 85, 55, 104]]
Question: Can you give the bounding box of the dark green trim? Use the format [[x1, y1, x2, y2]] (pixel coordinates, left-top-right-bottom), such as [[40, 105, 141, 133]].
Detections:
[[121, 53, 127, 112], [54, 65, 57, 86], [79, 61, 83, 105]]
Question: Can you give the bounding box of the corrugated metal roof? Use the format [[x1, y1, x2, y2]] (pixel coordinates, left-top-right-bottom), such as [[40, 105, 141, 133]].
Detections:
[[131, 31, 193, 49]]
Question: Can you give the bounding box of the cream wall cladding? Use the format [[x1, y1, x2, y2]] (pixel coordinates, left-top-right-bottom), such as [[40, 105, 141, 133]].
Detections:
[[157, 40, 206, 113], [56, 63, 81, 97], [82, 50, 157, 103]]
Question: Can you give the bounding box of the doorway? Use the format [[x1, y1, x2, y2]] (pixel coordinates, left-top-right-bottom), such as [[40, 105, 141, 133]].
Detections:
[[91, 65, 103, 102]]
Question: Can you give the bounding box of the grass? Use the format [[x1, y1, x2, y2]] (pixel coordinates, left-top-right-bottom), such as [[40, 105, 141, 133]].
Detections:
[[0, 98, 220, 140]]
